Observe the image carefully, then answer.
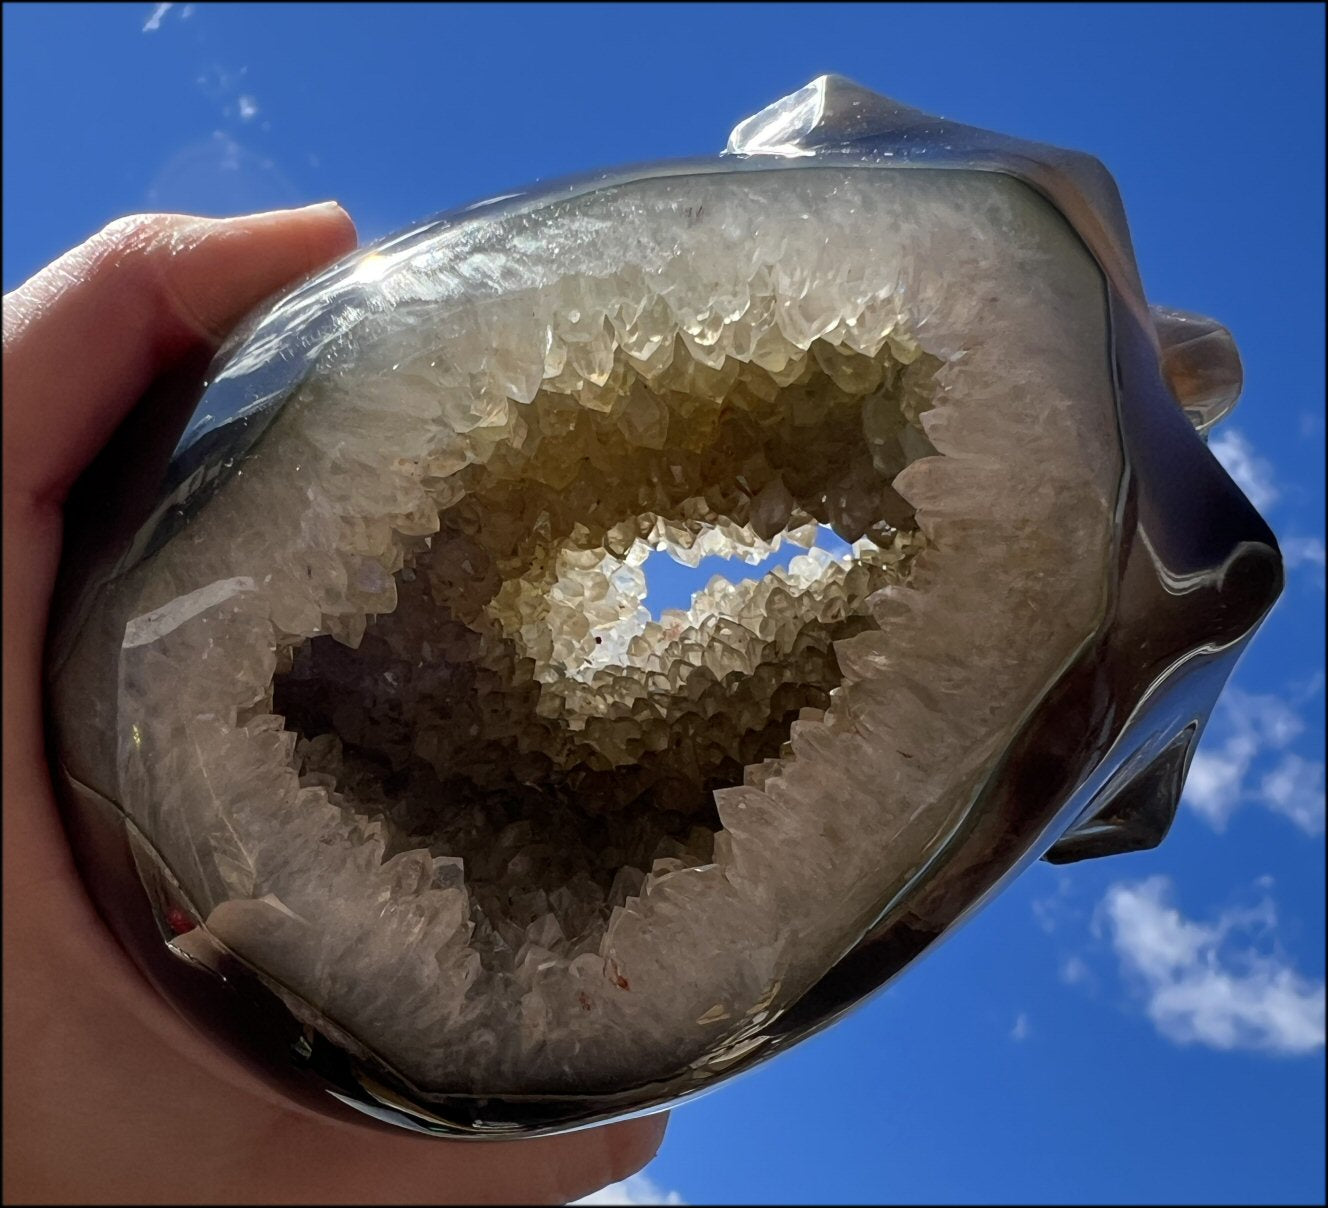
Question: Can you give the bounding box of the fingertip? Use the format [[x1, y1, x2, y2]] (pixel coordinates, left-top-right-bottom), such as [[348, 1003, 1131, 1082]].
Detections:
[[132, 202, 358, 350], [557, 1112, 671, 1204], [620, 1110, 670, 1172], [233, 200, 358, 255], [295, 201, 360, 273], [194, 201, 359, 322]]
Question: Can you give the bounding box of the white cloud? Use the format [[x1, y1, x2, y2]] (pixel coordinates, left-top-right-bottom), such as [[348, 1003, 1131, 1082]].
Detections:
[[1031, 871, 1078, 935], [1184, 685, 1325, 835], [237, 94, 260, 122], [142, 2, 172, 31], [1210, 428, 1279, 512], [1282, 535, 1326, 589], [1283, 535, 1327, 569], [1098, 876, 1325, 1055], [573, 1174, 686, 1205], [1060, 954, 1095, 990], [1011, 1012, 1031, 1041], [142, 2, 190, 31], [1258, 753, 1326, 833]]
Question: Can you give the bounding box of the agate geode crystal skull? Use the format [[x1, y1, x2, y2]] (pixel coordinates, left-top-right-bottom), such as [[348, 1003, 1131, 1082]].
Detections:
[[46, 77, 1282, 1135]]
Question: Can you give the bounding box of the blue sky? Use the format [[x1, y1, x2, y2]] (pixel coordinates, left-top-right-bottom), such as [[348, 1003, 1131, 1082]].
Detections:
[[4, 3, 1323, 1203]]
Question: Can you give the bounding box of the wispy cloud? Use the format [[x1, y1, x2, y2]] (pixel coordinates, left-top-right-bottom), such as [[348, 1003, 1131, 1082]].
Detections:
[[1010, 1012, 1032, 1041], [573, 1173, 687, 1205], [1060, 954, 1096, 991], [1031, 871, 1079, 935], [1184, 684, 1325, 835], [1257, 753, 1326, 834], [1282, 534, 1327, 589], [1284, 536, 1327, 569], [237, 94, 260, 122], [142, 2, 192, 32], [142, 2, 172, 31], [1098, 876, 1325, 1055], [1210, 428, 1279, 513]]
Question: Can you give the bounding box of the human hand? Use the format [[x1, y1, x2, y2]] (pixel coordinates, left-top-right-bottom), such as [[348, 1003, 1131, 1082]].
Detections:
[[2, 206, 667, 1205]]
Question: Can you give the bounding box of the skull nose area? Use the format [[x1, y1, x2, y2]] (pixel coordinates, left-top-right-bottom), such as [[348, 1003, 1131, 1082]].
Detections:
[[1150, 305, 1243, 435]]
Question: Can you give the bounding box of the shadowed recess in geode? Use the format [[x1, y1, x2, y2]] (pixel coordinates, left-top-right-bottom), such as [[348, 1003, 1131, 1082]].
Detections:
[[270, 339, 935, 977]]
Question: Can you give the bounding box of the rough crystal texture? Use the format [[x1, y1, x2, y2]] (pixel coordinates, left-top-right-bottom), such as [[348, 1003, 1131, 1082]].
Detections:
[[88, 168, 1119, 1094]]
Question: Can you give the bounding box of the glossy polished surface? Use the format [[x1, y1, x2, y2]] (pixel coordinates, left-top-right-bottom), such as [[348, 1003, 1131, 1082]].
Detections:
[[46, 76, 1281, 1135]]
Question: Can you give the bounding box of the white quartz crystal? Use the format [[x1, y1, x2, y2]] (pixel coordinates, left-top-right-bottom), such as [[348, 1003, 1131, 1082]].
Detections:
[[100, 168, 1119, 1094]]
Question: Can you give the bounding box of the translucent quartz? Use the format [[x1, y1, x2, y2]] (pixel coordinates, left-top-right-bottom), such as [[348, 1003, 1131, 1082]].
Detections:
[[84, 168, 1118, 1094]]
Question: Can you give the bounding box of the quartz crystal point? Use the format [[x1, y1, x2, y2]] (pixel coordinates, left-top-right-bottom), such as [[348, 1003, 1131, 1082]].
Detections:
[[46, 76, 1282, 1136]]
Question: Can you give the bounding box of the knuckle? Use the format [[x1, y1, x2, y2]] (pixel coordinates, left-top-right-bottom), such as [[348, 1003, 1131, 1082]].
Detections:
[[79, 215, 179, 301], [84, 213, 221, 342], [92, 212, 178, 258]]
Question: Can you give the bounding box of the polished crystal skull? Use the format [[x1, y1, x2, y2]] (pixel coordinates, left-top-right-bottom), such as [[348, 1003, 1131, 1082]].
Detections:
[[46, 76, 1282, 1136]]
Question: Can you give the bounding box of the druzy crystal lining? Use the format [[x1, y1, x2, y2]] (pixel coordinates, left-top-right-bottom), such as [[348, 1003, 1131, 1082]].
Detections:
[[101, 168, 1120, 1095]]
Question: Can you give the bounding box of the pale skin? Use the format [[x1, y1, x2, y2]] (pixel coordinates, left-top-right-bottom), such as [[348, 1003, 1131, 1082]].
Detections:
[[2, 204, 668, 1205]]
